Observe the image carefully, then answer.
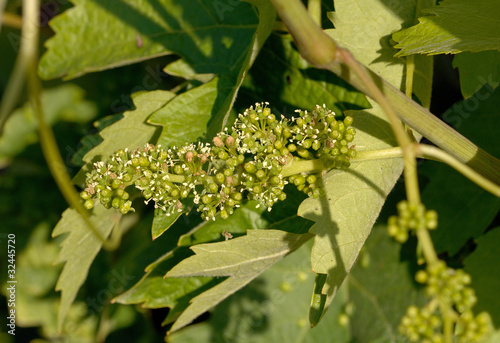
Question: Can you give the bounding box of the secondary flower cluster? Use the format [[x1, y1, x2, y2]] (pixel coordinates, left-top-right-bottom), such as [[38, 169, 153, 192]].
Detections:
[[387, 201, 438, 243], [399, 261, 492, 343], [81, 103, 357, 220], [388, 202, 492, 342]]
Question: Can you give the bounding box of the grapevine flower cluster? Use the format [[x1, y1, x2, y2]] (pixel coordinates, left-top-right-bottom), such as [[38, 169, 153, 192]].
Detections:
[[399, 261, 492, 343], [387, 201, 438, 243], [387, 201, 492, 342], [81, 103, 357, 220]]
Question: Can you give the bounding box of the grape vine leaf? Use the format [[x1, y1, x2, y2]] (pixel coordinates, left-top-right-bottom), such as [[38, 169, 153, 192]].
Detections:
[[393, 0, 500, 56], [422, 86, 500, 255], [52, 203, 119, 330], [168, 242, 351, 343], [300, 0, 434, 325], [464, 227, 500, 328], [0, 84, 96, 164], [74, 89, 175, 184], [452, 50, 500, 99], [39, 0, 261, 80], [153, 0, 276, 139], [114, 199, 312, 332], [148, 78, 217, 148], [165, 230, 313, 332], [151, 208, 187, 241], [113, 202, 269, 316]]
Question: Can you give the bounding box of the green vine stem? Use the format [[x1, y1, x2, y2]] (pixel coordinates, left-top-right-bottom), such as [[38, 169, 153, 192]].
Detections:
[[308, 0, 321, 26], [19, 0, 109, 246], [415, 228, 438, 266], [355, 145, 500, 197], [268, 0, 500, 186], [1, 12, 23, 30], [0, 11, 28, 134], [0, 0, 8, 33]]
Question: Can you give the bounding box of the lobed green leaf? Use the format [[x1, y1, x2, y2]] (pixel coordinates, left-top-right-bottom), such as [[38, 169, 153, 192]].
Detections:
[[453, 51, 500, 99], [52, 203, 118, 330], [168, 242, 351, 343], [39, 0, 260, 79], [393, 0, 500, 56], [74, 90, 175, 184], [165, 229, 313, 331]]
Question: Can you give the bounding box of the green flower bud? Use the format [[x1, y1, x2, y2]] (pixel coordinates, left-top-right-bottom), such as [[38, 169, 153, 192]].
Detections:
[[139, 156, 150, 167], [111, 179, 122, 189], [256, 170, 266, 179], [216, 173, 225, 184], [170, 188, 180, 198], [415, 270, 428, 284], [112, 197, 121, 209], [174, 165, 183, 175], [344, 116, 354, 127], [100, 196, 112, 205], [101, 188, 112, 198], [306, 175, 317, 184], [302, 139, 312, 149], [208, 182, 219, 193], [218, 150, 229, 160], [345, 133, 354, 142], [294, 175, 306, 186], [237, 155, 245, 164], [84, 199, 94, 210], [253, 185, 263, 194], [244, 162, 257, 173]]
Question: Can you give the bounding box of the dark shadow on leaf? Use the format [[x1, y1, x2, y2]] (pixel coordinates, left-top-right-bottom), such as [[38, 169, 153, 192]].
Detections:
[[303, 176, 347, 323], [90, 0, 261, 139], [349, 108, 397, 147]]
